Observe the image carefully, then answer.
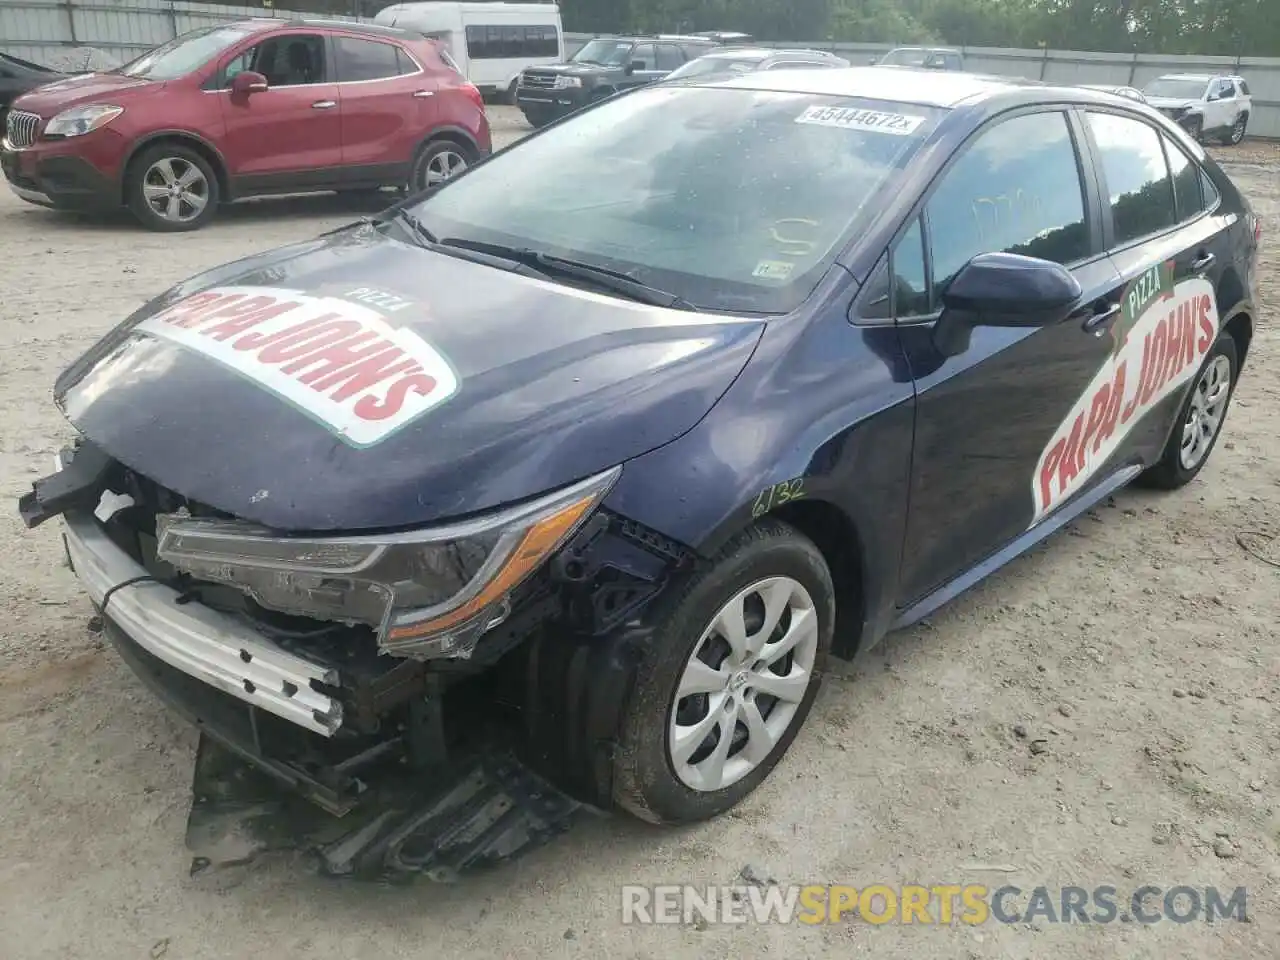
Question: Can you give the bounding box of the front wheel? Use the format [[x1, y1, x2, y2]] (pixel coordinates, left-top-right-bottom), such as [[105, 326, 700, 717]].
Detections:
[[1183, 115, 1204, 143], [409, 139, 475, 193], [612, 519, 835, 825], [126, 144, 219, 232], [1138, 331, 1238, 490]]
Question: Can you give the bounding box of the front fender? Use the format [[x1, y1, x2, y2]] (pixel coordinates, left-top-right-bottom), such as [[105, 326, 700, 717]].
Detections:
[[602, 298, 918, 644]]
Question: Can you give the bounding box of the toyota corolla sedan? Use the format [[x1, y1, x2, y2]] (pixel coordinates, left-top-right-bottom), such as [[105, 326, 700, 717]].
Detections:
[[19, 68, 1260, 878]]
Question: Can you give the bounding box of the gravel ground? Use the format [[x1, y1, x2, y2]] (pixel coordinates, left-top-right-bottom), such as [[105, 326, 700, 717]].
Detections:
[[1, 111, 1278, 959]]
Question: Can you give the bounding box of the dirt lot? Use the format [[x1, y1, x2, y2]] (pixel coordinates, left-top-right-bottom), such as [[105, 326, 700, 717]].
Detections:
[[1, 109, 1278, 959]]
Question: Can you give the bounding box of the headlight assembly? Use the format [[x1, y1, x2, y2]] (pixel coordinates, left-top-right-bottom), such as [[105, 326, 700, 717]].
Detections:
[[44, 104, 123, 138], [155, 466, 621, 660], [554, 76, 583, 89]]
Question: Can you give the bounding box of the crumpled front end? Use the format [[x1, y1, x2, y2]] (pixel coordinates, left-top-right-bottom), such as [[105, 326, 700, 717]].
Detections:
[[21, 439, 691, 879]]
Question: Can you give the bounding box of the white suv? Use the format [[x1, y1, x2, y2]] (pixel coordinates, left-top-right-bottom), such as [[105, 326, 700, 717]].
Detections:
[[1142, 73, 1253, 145]]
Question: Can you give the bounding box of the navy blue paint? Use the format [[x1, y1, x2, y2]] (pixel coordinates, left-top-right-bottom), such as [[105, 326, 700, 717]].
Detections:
[[55, 225, 765, 531], [50, 72, 1261, 688]]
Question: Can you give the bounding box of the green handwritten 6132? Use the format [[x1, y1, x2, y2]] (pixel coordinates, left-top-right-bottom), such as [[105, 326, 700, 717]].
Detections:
[[751, 478, 806, 518]]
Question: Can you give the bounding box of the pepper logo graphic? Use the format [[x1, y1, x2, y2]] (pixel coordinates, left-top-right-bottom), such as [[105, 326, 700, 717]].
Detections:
[[1032, 263, 1218, 522], [135, 285, 459, 448]]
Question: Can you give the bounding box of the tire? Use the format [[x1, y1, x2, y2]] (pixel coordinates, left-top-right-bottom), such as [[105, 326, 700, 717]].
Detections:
[[1184, 116, 1203, 143], [612, 519, 835, 825], [1223, 112, 1248, 145], [409, 138, 476, 193], [125, 143, 219, 232], [1137, 331, 1238, 490], [506, 78, 520, 105]]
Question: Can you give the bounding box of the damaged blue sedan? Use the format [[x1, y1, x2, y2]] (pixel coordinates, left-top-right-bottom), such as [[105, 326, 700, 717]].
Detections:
[[20, 68, 1259, 877]]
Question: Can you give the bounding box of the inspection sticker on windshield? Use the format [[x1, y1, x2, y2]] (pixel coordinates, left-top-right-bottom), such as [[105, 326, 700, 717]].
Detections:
[[795, 105, 925, 136], [135, 285, 459, 448], [752, 260, 796, 281]]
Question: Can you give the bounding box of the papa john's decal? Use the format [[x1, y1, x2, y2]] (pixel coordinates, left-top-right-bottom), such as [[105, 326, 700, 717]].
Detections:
[[1032, 262, 1219, 524], [135, 285, 459, 448]]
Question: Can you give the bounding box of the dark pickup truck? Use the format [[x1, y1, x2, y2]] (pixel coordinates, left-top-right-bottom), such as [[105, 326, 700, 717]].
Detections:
[[515, 33, 721, 126]]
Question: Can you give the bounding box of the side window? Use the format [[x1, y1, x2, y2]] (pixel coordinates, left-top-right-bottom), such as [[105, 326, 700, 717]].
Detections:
[[1200, 169, 1221, 208], [680, 43, 710, 60], [859, 217, 929, 322], [1163, 135, 1204, 222], [226, 34, 327, 87], [945, 54, 963, 69], [630, 43, 657, 70], [926, 111, 1089, 293], [655, 44, 684, 71], [1211, 78, 1233, 100], [432, 45, 461, 75], [335, 37, 406, 82], [464, 25, 486, 58], [1086, 111, 1176, 246]]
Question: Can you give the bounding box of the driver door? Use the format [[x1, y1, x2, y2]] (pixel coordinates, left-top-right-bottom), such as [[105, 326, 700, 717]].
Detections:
[[890, 108, 1123, 604], [215, 31, 344, 192], [620, 43, 662, 89]]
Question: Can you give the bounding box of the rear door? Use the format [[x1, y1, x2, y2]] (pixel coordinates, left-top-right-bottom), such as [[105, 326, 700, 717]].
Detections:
[[1079, 108, 1233, 472], [889, 108, 1124, 603], [216, 31, 343, 191], [333, 34, 433, 184]]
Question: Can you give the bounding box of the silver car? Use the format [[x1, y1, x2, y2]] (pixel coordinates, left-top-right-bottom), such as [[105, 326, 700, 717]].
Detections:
[[664, 47, 849, 82]]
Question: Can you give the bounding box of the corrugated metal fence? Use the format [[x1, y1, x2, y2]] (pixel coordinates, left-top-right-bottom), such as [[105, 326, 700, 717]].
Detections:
[[1, 1, 1277, 136]]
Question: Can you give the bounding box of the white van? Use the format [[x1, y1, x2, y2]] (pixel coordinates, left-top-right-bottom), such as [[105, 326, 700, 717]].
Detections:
[[375, 2, 564, 100]]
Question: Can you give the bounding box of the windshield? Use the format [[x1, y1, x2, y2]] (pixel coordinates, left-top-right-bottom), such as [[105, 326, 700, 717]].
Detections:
[[666, 56, 763, 81], [114, 25, 255, 80], [407, 86, 940, 313], [569, 38, 635, 66], [880, 49, 928, 66], [1143, 78, 1209, 100]]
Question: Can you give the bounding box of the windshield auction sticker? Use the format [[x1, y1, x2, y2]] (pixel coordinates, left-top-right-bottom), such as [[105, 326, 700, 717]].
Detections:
[[794, 105, 926, 135], [135, 285, 459, 448], [1032, 264, 1219, 523]]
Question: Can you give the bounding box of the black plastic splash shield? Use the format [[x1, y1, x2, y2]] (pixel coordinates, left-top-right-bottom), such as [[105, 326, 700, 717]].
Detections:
[[186, 735, 583, 883]]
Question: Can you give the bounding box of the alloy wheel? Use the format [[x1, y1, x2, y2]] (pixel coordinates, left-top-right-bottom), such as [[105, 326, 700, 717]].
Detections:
[[420, 148, 468, 189], [1180, 354, 1232, 470], [668, 576, 820, 792], [1231, 114, 1246, 144], [141, 157, 209, 225]]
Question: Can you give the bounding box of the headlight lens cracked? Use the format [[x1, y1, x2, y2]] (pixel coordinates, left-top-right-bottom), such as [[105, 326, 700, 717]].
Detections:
[[155, 466, 620, 660]]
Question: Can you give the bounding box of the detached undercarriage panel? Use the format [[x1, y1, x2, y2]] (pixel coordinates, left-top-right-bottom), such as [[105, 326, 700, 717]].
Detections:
[[112, 620, 582, 879]]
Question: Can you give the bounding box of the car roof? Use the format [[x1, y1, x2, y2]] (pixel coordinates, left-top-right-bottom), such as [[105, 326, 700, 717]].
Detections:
[[699, 47, 836, 61], [1153, 73, 1220, 82], [237, 18, 425, 40], [887, 45, 961, 53], [706, 65, 1036, 108]]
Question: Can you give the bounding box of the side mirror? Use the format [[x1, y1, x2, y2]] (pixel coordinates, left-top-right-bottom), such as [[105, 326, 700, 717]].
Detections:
[[230, 70, 268, 95], [933, 252, 1082, 357]]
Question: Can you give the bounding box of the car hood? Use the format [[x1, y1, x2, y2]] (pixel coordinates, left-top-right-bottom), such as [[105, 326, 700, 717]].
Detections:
[[14, 71, 157, 113], [1144, 96, 1198, 110], [54, 224, 766, 532], [525, 62, 611, 76]]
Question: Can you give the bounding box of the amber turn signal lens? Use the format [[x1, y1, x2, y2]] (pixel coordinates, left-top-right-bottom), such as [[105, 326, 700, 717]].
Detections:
[[386, 492, 597, 642]]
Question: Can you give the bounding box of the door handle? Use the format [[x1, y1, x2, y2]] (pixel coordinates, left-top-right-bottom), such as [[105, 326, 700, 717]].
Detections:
[[1082, 301, 1122, 334], [311, 100, 336, 109], [413, 90, 434, 98], [1190, 252, 1216, 273]]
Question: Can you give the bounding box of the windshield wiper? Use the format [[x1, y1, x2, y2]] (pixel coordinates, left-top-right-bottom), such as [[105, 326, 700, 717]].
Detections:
[[385, 214, 553, 280], [438, 238, 700, 311]]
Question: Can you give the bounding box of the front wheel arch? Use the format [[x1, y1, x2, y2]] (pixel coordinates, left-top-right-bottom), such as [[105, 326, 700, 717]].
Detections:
[[120, 132, 229, 204]]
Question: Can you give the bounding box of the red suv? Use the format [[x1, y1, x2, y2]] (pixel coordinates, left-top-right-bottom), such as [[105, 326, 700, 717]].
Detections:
[[0, 20, 490, 231]]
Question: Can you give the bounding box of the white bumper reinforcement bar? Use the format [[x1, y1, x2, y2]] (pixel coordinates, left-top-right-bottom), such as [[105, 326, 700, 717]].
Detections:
[[61, 509, 344, 736]]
